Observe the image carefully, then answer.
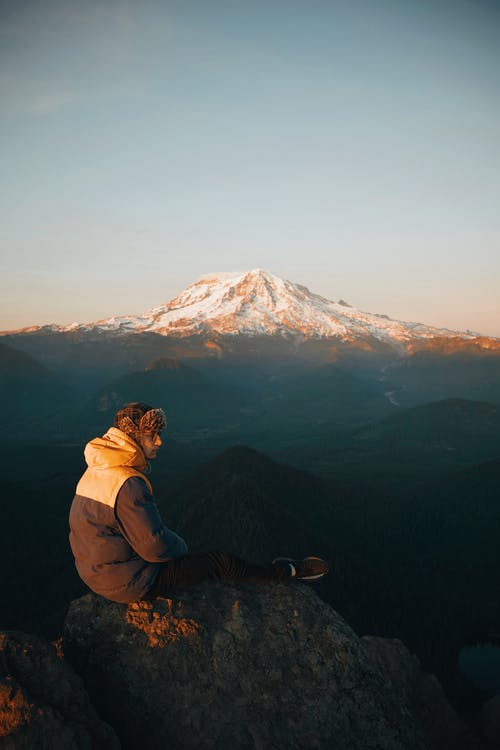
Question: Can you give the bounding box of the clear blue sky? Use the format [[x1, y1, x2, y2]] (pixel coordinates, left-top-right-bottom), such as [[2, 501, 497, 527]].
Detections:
[[1, 0, 499, 335]]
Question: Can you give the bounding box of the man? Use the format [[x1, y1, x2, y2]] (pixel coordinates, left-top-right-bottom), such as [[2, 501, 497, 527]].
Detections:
[[69, 402, 329, 604]]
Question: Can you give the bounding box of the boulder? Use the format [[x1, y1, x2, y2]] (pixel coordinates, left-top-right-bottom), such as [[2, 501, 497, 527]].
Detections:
[[64, 582, 431, 750], [362, 636, 483, 750], [0, 630, 120, 749]]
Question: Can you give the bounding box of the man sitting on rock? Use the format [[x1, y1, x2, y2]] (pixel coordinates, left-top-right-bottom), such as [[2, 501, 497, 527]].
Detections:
[[69, 402, 329, 603]]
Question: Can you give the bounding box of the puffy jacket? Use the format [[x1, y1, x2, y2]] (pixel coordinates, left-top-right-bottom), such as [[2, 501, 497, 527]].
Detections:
[[69, 427, 188, 603]]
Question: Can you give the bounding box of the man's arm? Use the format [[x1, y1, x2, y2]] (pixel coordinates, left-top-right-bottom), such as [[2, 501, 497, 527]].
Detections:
[[114, 477, 188, 562]]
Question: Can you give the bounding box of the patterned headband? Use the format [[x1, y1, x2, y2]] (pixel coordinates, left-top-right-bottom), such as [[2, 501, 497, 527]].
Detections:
[[115, 405, 167, 438]]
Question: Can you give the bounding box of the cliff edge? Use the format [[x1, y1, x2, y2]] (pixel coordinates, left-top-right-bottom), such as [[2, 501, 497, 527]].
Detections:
[[62, 582, 482, 750]]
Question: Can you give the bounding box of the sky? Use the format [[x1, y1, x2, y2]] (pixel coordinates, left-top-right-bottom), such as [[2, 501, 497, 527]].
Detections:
[[0, 0, 499, 336]]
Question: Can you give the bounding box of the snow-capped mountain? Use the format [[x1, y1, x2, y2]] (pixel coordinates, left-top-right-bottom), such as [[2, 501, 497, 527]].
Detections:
[[4, 269, 497, 350]]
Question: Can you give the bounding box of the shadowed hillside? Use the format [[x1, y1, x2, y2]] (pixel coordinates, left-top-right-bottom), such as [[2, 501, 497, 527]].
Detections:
[[163, 445, 335, 564], [0, 343, 76, 439], [275, 398, 500, 485], [75, 356, 253, 442], [383, 349, 500, 407]]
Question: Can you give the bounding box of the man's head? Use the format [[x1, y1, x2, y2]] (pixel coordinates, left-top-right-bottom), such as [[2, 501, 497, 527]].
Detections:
[[114, 402, 167, 460]]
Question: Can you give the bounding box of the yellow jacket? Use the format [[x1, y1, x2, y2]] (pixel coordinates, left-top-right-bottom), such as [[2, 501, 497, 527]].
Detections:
[[76, 427, 153, 508]]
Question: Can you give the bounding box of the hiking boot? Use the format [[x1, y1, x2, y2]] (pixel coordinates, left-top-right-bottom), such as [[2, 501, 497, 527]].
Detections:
[[272, 556, 329, 582]]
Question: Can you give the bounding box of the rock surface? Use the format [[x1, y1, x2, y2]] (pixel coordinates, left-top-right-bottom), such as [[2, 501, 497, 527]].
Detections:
[[362, 636, 483, 750], [0, 630, 120, 749], [63, 583, 436, 750]]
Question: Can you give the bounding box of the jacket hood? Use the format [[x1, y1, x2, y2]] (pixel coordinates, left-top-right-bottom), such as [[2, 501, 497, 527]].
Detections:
[[84, 427, 148, 472]]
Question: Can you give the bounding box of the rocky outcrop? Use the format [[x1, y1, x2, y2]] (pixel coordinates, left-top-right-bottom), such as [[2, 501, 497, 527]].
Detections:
[[362, 636, 483, 750], [62, 582, 473, 750], [0, 630, 120, 749]]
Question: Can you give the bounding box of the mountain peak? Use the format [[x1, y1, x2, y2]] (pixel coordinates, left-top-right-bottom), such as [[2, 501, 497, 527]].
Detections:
[[3, 270, 498, 351], [142, 269, 480, 345], [184, 268, 304, 307], [146, 268, 344, 338]]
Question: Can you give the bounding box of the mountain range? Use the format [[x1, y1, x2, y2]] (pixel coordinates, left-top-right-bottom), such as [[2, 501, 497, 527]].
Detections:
[[3, 269, 499, 354], [1, 268, 500, 448]]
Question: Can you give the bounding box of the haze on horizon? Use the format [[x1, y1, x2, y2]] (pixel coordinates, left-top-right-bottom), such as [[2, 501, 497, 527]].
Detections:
[[0, 0, 499, 337]]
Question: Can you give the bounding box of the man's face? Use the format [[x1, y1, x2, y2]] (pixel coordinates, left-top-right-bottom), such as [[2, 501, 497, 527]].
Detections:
[[138, 431, 162, 460]]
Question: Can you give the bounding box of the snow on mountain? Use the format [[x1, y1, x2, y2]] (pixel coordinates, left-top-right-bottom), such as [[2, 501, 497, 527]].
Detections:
[[4, 269, 492, 347], [132, 268, 473, 344]]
